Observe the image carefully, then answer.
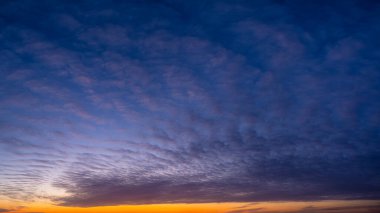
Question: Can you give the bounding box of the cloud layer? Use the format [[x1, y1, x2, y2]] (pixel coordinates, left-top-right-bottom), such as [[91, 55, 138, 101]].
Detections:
[[1, 0, 380, 207]]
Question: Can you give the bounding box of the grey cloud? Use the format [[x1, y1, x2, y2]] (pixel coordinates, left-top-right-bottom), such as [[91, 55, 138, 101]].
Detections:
[[227, 208, 264, 213]]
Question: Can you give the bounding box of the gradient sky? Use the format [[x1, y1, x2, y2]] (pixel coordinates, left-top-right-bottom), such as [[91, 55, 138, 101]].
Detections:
[[1, 0, 380, 213]]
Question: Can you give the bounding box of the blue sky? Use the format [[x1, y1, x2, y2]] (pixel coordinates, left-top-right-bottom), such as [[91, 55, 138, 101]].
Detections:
[[0, 0, 380, 209]]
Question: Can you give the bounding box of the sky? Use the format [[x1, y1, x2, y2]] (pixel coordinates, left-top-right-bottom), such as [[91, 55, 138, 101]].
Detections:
[[1, 0, 380, 212]]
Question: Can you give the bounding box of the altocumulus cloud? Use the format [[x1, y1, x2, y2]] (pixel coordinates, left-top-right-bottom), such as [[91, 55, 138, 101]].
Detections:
[[0, 0, 380, 207]]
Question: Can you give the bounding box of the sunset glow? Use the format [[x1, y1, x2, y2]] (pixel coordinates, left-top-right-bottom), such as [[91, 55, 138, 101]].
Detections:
[[2, 200, 380, 213]]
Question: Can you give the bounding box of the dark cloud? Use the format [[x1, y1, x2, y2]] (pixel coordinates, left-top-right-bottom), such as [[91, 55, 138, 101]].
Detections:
[[0, 209, 10, 213], [227, 208, 264, 213], [1, 0, 380, 207], [227, 204, 380, 213], [290, 204, 380, 213]]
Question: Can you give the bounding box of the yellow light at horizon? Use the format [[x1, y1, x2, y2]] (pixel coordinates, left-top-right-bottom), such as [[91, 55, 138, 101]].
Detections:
[[3, 200, 379, 213]]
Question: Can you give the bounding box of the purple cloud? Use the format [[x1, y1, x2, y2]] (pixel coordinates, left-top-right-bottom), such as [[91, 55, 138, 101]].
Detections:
[[1, 0, 380, 208]]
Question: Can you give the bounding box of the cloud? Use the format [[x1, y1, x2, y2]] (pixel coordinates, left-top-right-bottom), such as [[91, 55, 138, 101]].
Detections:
[[227, 204, 380, 213], [1, 0, 380, 207], [291, 204, 380, 213], [227, 208, 264, 213]]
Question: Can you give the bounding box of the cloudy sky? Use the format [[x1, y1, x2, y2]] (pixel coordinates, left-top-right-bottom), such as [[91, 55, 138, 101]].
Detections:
[[1, 0, 380, 212]]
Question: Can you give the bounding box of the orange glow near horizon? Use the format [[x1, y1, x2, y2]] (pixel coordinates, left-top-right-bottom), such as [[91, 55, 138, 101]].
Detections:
[[1, 200, 379, 213]]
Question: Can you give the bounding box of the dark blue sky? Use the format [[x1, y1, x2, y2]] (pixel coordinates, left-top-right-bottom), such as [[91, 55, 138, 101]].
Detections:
[[0, 0, 380, 208]]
